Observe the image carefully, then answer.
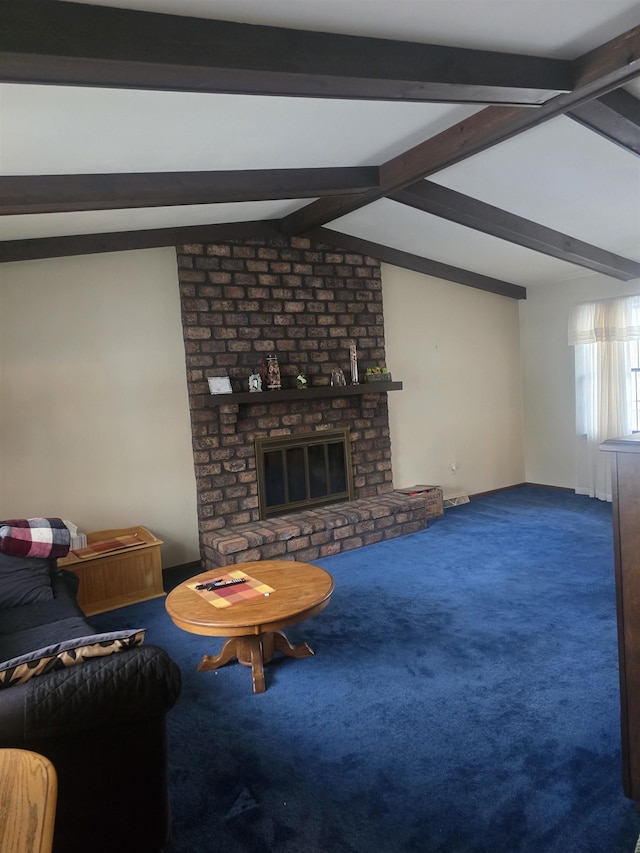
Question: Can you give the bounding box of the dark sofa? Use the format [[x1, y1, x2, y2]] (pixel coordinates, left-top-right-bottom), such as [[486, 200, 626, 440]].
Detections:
[[0, 553, 181, 853]]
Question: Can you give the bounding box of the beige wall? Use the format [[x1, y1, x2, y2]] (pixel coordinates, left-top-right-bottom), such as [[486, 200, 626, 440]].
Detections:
[[0, 249, 200, 567], [520, 272, 640, 489], [4, 247, 629, 566], [382, 264, 525, 498]]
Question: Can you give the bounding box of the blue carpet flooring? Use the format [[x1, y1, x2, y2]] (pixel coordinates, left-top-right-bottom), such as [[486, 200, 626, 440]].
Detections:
[[93, 487, 640, 852]]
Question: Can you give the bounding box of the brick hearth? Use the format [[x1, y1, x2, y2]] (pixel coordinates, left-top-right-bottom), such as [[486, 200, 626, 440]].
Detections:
[[203, 492, 429, 567], [176, 234, 431, 567]]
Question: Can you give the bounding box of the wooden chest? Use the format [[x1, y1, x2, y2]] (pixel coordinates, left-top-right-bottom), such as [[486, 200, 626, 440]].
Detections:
[[57, 526, 164, 616]]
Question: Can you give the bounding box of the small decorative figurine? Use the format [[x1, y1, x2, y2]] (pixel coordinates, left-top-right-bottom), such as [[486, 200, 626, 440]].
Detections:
[[331, 368, 346, 387], [349, 342, 359, 385], [265, 354, 281, 390], [296, 373, 308, 389], [248, 373, 262, 392]]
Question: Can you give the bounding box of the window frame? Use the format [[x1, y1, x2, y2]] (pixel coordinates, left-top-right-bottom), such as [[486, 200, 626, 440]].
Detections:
[[631, 339, 640, 434]]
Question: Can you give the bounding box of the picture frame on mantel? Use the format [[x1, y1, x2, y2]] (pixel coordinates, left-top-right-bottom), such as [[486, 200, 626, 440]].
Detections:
[[207, 376, 233, 395]]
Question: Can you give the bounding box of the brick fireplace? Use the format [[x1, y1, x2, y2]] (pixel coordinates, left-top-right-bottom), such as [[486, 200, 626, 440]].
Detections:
[[176, 234, 429, 567]]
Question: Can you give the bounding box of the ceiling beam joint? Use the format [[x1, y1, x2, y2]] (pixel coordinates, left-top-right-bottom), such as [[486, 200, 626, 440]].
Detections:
[[568, 90, 640, 156], [280, 24, 640, 237]]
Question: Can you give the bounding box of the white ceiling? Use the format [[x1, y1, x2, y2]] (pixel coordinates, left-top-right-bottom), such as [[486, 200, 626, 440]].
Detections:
[[0, 86, 479, 174], [1, 0, 640, 292]]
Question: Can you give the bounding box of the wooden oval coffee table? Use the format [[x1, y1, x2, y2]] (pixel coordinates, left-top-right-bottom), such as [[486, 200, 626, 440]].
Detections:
[[165, 560, 334, 693]]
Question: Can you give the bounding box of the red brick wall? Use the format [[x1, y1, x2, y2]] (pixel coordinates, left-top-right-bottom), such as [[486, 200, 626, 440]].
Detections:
[[176, 235, 394, 538]]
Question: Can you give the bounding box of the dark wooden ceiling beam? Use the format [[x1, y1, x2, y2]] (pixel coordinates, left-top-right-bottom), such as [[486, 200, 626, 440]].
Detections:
[[572, 26, 640, 95], [0, 0, 572, 105], [391, 181, 640, 281], [0, 168, 380, 215], [280, 24, 640, 235], [0, 221, 281, 264], [568, 90, 640, 156], [306, 227, 527, 300]]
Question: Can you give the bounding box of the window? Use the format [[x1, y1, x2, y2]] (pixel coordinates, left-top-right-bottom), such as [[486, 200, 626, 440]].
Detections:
[[569, 295, 640, 501], [631, 339, 640, 433]]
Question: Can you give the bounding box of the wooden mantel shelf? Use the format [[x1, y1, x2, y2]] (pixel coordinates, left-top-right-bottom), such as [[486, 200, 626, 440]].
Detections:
[[205, 380, 403, 407]]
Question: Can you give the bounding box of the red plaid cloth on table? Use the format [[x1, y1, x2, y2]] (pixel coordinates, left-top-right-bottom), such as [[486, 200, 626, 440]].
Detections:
[[71, 534, 145, 559], [188, 570, 275, 608], [0, 518, 72, 559]]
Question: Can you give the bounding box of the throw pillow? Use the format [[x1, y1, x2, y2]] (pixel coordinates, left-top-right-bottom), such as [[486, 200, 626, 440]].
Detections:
[[0, 628, 146, 690], [0, 518, 71, 559], [0, 554, 53, 610]]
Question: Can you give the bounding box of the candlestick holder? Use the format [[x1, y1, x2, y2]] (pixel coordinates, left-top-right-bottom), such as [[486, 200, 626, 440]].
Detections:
[[349, 343, 359, 385]]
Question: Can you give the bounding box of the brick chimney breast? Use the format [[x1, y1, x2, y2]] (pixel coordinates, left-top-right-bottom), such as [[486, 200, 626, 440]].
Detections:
[[177, 235, 395, 546]]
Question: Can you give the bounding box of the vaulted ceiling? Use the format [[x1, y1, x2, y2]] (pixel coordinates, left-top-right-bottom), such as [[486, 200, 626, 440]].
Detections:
[[1, 0, 639, 299]]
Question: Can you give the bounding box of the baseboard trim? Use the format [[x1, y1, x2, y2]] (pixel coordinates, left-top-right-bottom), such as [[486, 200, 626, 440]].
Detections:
[[469, 483, 574, 500], [523, 482, 574, 493], [469, 484, 526, 500]]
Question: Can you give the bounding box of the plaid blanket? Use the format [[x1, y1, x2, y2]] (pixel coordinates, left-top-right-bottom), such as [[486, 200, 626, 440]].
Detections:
[[0, 518, 72, 559]]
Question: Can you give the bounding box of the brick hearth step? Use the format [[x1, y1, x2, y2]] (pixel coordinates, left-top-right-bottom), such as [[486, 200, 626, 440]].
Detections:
[[202, 492, 431, 568]]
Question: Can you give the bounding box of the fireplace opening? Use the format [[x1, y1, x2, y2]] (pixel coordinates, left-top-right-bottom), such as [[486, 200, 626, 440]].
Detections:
[[256, 429, 354, 519]]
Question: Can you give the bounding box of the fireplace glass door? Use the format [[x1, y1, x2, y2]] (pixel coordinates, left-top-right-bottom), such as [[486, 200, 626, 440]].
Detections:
[[256, 430, 354, 518]]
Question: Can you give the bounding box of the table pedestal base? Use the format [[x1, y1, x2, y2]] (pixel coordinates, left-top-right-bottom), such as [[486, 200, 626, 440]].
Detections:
[[198, 630, 314, 693]]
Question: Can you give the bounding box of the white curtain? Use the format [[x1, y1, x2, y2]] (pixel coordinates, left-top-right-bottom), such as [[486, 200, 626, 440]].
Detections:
[[569, 295, 640, 501]]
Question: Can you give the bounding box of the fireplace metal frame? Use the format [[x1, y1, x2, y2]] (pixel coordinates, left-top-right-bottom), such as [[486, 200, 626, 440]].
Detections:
[[255, 429, 354, 519]]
